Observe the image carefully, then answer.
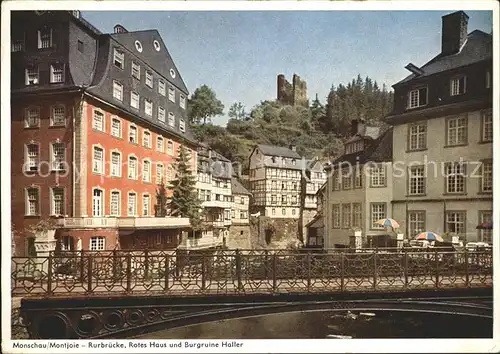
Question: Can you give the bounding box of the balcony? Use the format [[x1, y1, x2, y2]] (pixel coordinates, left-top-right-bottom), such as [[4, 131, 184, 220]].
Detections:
[[224, 218, 232, 226], [57, 217, 190, 229], [177, 235, 223, 250], [202, 200, 232, 209], [208, 220, 225, 228]]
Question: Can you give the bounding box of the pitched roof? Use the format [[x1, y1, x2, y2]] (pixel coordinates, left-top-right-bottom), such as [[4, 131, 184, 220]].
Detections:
[[395, 30, 492, 86], [256, 144, 301, 159], [110, 30, 189, 94], [231, 178, 251, 195]]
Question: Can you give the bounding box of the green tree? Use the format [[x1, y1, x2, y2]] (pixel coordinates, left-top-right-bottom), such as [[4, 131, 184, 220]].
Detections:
[[228, 102, 247, 120], [187, 85, 224, 125], [167, 145, 203, 229]]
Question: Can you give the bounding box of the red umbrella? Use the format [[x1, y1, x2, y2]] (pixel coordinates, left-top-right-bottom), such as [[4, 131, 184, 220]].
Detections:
[[476, 221, 492, 230]]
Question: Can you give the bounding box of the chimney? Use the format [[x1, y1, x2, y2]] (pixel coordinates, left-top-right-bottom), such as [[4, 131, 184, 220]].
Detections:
[[441, 11, 469, 56], [289, 145, 297, 152], [351, 120, 359, 136], [351, 119, 366, 136]]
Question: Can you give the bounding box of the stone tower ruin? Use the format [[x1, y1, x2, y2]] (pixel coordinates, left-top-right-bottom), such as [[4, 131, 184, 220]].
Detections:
[[277, 73, 308, 107]]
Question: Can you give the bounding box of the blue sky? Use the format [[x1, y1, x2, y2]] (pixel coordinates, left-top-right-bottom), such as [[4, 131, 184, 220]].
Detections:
[[82, 10, 492, 126]]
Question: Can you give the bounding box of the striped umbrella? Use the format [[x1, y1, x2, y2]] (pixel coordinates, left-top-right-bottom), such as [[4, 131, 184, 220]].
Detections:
[[415, 232, 444, 242], [375, 218, 400, 229]]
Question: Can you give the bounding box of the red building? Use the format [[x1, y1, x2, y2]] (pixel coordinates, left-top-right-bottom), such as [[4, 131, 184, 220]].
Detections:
[[11, 11, 197, 255]]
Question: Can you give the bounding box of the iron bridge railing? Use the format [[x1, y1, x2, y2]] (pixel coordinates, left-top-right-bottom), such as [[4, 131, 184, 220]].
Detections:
[[11, 248, 493, 297]]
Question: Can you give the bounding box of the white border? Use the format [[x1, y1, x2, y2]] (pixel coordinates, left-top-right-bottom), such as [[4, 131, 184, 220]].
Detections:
[[1, 1, 499, 353]]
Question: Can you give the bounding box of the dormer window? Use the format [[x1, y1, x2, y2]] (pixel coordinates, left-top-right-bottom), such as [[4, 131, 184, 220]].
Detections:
[[25, 66, 39, 86], [158, 79, 166, 96], [345, 140, 364, 154], [407, 87, 427, 109], [113, 49, 124, 69], [179, 119, 185, 133], [131, 62, 141, 80], [144, 99, 153, 116], [12, 32, 25, 52], [168, 112, 175, 127], [145, 71, 153, 88], [450, 76, 466, 96], [180, 95, 186, 109], [168, 86, 175, 102], [50, 63, 64, 83], [37, 27, 52, 49]]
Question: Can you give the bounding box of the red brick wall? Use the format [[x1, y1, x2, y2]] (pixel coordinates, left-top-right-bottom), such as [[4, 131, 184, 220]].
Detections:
[[11, 95, 76, 256]]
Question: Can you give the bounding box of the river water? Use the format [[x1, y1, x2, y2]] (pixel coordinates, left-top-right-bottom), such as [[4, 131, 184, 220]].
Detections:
[[136, 310, 492, 339]]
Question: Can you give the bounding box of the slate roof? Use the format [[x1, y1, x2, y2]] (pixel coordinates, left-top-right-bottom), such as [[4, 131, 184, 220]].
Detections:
[[256, 144, 301, 159], [231, 178, 251, 196], [395, 30, 492, 86], [331, 127, 393, 166]]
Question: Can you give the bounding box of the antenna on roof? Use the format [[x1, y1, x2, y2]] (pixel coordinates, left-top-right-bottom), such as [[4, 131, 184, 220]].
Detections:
[[405, 63, 424, 76]]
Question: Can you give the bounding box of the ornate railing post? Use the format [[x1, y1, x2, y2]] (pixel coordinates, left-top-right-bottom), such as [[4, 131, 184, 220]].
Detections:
[[340, 253, 345, 291], [264, 250, 269, 278], [164, 253, 170, 291], [144, 249, 149, 280], [272, 253, 277, 292], [87, 251, 93, 294], [434, 249, 439, 288], [79, 250, 85, 283], [235, 249, 243, 292], [404, 248, 409, 289], [201, 253, 207, 291], [373, 248, 378, 290], [126, 252, 132, 294], [306, 252, 312, 292], [464, 249, 469, 287], [47, 251, 53, 295], [112, 249, 118, 281]]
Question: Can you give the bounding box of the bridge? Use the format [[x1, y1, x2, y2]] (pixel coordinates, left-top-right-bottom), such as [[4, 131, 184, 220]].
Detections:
[[11, 248, 493, 339]]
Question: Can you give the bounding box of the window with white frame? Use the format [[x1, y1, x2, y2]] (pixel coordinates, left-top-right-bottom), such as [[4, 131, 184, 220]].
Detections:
[[156, 136, 164, 152], [158, 79, 166, 96], [446, 116, 467, 146], [342, 168, 352, 190], [281, 195, 287, 205], [352, 203, 362, 228], [111, 151, 121, 177], [167, 141, 174, 155], [26, 144, 39, 171], [407, 87, 427, 109], [408, 166, 425, 195], [332, 204, 340, 228], [158, 106, 166, 122], [145, 71, 153, 88], [111, 118, 121, 138], [143, 131, 151, 148], [408, 122, 427, 150], [450, 76, 466, 96], [26, 188, 39, 216], [25, 107, 40, 127], [156, 164, 164, 184], [113, 81, 123, 101], [25, 66, 39, 85], [371, 203, 386, 229], [142, 194, 150, 216], [51, 105, 65, 126], [60, 236, 74, 251], [446, 211, 466, 236], [131, 62, 141, 80], [179, 119, 185, 132], [180, 95, 186, 109], [50, 63, 64, 83], [478, 211, 492, 243], [354, 167, 362, 188], [127, 193, 137, 216], [168, 86, 175, 102], [272, 208, 276, 216], [130, 91, 139, 109], [445, 162, 466, 194], [369, 164, 385, 187], [481, 110, 493, 142], [93, 146, 104, 174], [51, 188, 64, 215], [342, 204, 351, 228], [128, 156, 137, 179], [90, 236, 105, 251], [37, 27, 52, 49], [12, 33, 25, 52], [480, 161, 493, 193], [166, 165, 174, 182], [143, 160, 151, 182], [144, 99, 153, 116], [408, 211, 426, 237], [92, 189, 103, 217], [92, 110, 104, 131], [110, 191, 120, 216], [168, 112, 175, 127], [113, 49, 124, 69], [51, 143, 65, 171], [129, 125, 137, 144]]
